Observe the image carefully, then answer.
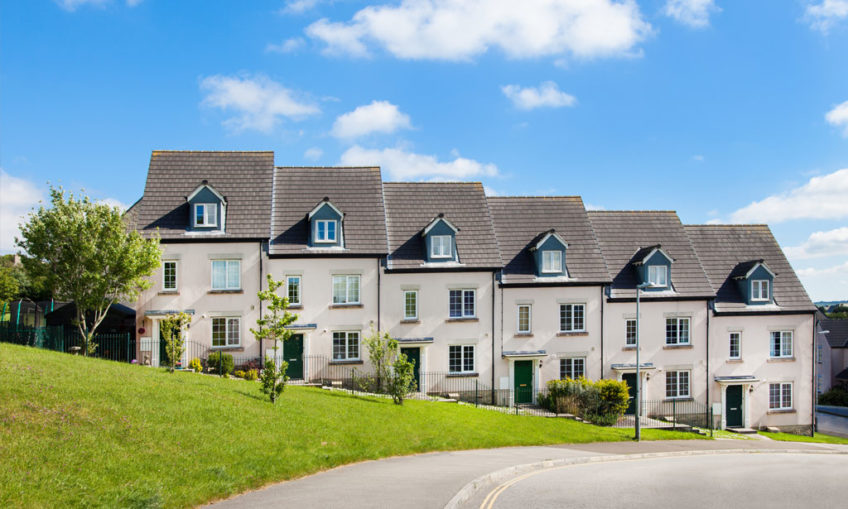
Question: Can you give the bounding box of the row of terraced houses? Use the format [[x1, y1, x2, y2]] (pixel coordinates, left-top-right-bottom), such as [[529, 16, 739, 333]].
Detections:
[[128, 151, 818, 434]]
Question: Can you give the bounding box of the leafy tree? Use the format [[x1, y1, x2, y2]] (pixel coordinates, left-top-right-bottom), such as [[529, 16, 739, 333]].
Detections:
[[387, 353, 416, 405], [0, 266, 20, 302], [16, 187, 161, 355], [361, 328, 417, 404], [250, 275, 297, 403], [160, 311, 191, 373]]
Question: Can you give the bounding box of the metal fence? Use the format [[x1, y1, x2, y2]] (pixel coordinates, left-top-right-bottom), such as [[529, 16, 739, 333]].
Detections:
[[0, 323, 134, 362]]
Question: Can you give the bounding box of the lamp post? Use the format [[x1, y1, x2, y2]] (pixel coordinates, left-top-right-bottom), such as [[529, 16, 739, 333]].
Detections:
[[635, 282, 655, 441]]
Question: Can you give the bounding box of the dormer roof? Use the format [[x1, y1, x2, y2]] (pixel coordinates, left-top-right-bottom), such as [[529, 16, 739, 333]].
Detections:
[[187, 181, 226, 203], [308, 197, 344, 219], [422, 214, 459, 236], [630, 244, 674, 266], [530, 229, 568, 251], [730, 259, 776, 280]]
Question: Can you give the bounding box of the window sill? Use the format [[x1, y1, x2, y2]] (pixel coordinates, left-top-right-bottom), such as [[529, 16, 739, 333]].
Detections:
[[664, 397, 693, 402], [622, 346, 637, 350], [446, 372, 478, 378], [329, 304, 363, 309], [446, 317, 479, 323], [767, 357, 795, 362], [726, 359, 743, 363], [514, 333, 534, 338], [211, 346, 244, 352], [557, 331, 588, 337], [663, 344, 693, 349], [401, 319, 420, 324], [767, 409, 796, 414], [288, 305, 303, 310], [158, 291, 179, 296], [208, 290, 243, 294], [329, 359, 363, 365]]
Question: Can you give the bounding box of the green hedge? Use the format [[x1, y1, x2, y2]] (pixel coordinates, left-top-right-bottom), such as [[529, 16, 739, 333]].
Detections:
[[206, 352, 234, 376], [818, 387, 848, 407], [539, 377, 629, 426]]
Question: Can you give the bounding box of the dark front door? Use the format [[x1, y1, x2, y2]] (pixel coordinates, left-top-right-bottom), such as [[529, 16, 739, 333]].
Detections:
[[623, 373, 637, 414], [514, 360, 534, 404], [726, 385, 744, 428], [400, 347, 421, 391], [285, 334, 304, 380]]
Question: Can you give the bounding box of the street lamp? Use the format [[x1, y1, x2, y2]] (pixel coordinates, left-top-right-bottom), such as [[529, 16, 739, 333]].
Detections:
[[635, 281, 658, 441]]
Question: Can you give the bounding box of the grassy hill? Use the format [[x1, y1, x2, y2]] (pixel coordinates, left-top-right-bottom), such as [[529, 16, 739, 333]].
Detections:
[[0, 344, 700, 508]]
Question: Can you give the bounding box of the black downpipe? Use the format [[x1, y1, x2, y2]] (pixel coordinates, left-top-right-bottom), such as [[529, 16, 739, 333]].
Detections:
[[812, 311, 817, 435], [377, 258, 382, 331], [705, 299, 710, 427], [600, 285, 605, 379], [491, 271, 496, 399], [259, 241, 264, 366]]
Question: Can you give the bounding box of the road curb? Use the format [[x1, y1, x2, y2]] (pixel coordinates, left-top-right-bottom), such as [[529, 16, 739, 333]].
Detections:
[[443, 448, 848, 509]]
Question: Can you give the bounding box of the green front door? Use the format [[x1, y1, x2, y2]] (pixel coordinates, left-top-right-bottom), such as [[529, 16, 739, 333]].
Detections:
[[622, 373, 637, 414], [726, 385, 744, 428], [285, 334, 304, 380], [514, 360, 533, 404], [400, 347, 421, 391]]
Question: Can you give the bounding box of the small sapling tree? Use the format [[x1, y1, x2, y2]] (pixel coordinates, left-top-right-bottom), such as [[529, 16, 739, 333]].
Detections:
[[160, 311, 191, 373], [250, 274, 297, 403], [362, 328, 417, 404]]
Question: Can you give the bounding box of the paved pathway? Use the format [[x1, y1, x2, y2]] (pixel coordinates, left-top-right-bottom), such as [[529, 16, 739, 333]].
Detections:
[[817, 409, 848, 438], [207, 439, 848, 509]]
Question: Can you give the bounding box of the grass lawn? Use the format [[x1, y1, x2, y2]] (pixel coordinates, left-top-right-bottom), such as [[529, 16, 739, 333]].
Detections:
[[759, 431, 848, 445], [0, 344, 701, 508]]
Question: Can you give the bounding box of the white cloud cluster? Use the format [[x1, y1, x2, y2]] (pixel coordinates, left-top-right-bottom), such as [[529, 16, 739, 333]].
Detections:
[[304, 147, 324, 161], [331, 101, 412, 139], [805, 0, 848, 33], [199, 74, 320, 133], [826, 100, 848, 136], [340, 145, 498, 180], [784, 227, 848, 260], [662, 0, 720, 28], [729, 168, 848, 223], [281, 0, 323, 14], [306, 0, 652, 61], [0, 169, 44, 253], [501, 81, 576, 110], [266, 38, 306, 54]]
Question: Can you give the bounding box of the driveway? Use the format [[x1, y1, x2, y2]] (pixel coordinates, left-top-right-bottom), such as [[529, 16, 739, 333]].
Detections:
[[818, 405, 848, 438]]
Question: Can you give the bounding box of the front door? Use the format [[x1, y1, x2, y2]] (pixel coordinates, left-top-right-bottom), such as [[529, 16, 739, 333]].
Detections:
[[726, 385, 744, 428], [514, 360, 533, 404], [622, 373, 637, 414], [400, 347, 421, 392], [285, 334, 304, 380]]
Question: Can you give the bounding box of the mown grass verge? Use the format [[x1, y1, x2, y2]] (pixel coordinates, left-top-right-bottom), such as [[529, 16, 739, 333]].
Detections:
[[759, 431, 848, 444]]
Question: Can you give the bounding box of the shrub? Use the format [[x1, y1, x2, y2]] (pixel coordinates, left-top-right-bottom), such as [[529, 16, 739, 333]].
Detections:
[[818, 387, 848, 407], [243, 369, 258, 381], [188, 358, 203, 373], [259, 358, 289, 402], [387, 353, 417, 405], [206, 352, 234, 376], [540, 377, 628, 426], [234, 370, 246, 379]]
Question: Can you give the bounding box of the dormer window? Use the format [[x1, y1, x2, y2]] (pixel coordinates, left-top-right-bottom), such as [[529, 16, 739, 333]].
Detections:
[[648, 265, 667, 287], [308, 198, 344, 248], [542, 250, 562, 273], [315, 219, 337, 243], [531, 229, 568, 277], [431, 235, 452, 258], [422, 214, 459, 263], [732, 259, 775, 305], [751, 279, 769, 301], [632, 245, 673, 290], [194, 203, 218, 227], [187, 181, 226, 232]]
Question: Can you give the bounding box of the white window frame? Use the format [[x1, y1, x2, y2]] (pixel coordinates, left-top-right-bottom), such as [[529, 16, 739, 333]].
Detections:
[[163, 260, 178, 291], [212, 316, 240, 348], [404, 290, 418, 320], [560, 357, 585, 380], [194, 203, 218, 227], [449, 289, 476, 318], [665, 317, 690, 345], [332, 275, 361, 305], [448, 344, 475, 374], [541, 250, 562, 273], [665, 370, 690, 399], [332, 331, 360, 361], [770, 330, 793, 358], [431, 235, 452, 259], [648, 265, 667, 287], [751, 279, 769, 301], [769, 382, 793, 410], [517, 304, 532, 334], [315, 219, 338, 243], [729, 332, 741, 360], [286, 275, 301, 306], [559, 303, 586, 332], [625, 319, 637, 346], [211, 259, 241, 290]]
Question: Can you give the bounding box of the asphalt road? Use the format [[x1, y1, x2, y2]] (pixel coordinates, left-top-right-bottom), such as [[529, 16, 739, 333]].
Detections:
[[817, 408, 848, 438], [468, 453, 848, 509]]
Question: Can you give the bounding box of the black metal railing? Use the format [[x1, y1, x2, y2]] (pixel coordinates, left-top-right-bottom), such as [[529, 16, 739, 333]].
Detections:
[[0, 323, 134, 363]]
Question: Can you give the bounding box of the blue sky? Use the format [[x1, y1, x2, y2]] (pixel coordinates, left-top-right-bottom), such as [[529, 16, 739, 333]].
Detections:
[[1, 0, 847, 300]]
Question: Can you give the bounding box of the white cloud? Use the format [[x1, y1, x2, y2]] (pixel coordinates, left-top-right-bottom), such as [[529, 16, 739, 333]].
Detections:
[[692, 154, 704, 162], [501, 81, 576, 110], [805, 0, 848, 33], [331, 101, 412, 139], [795, 260, 848, 301], [266, 38, 306, 54], [340, 145, 498, 180], [784, 227, 848, 260], [797, 260, 848, 278], [483, 186, 500, 196], [662, 0, 720, 28], [0, 169, 45, 253], [126, 0, 143, 6], [199, 74, 320, 133], [98, 197, 130, 211], [304, 147, 324, 160], [306, 0, 652, 61], [729, 168, 848, 223], [826, 100, 848, 136], [55, 0, 141, 10], [281, 0, 323, 14], [705, 218, 724, 225], [585, 203, 606, 211]]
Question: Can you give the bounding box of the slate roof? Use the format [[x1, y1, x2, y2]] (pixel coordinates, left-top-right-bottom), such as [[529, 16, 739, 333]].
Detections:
[[587, 211, 714, 299], [487, 196, 610, 284], [821, 319, 848, 348], [684, 225, 816, 313], [132, 151, 274, 240], [383, 182, 501, 270], [270, 167, 388, 256]]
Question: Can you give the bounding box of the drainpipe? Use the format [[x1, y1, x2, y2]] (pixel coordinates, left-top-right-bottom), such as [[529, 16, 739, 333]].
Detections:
[[377, 257, 381, 331], [491, 271, 496, 397], [705, 299, 711, 427], [812, 311, 817, 435], [258, 241, 263, 365], [600, 285, 605, 379]]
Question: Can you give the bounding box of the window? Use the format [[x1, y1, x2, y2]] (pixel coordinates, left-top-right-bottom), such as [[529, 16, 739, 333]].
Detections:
[[332, 275, 360, 305], [666, 370, 690, 399], [769, 382, 792, 410], [287, 276, 301, 306], [315, 220, 337, 243], [404, 290, 418, 320], [212, 317, 240, 347], [542, 250, 562, 273], [770, 331, 793, 358], [665, 317, 690, 345], [559, 304, 585, 332], [332, 331, 360, 361], [817, 344, 823, 364], [449, 289, 476, 318], [648, 265, 667, 286], [431, 235, 452, 258], [449, 345, 475, 373], [517, 305, 532, 334], [211, 260, 240, 290], [751, 280, 769, 301], [194, 203, 217, 227], [625, 319, 637, 346], [560, 357, 585, 379], [163, 261, 177, 291], [729, 332, 741, 359]]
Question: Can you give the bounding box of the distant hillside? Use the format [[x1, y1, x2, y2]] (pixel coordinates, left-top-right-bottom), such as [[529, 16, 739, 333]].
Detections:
[[816, 300, 848, 307]]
